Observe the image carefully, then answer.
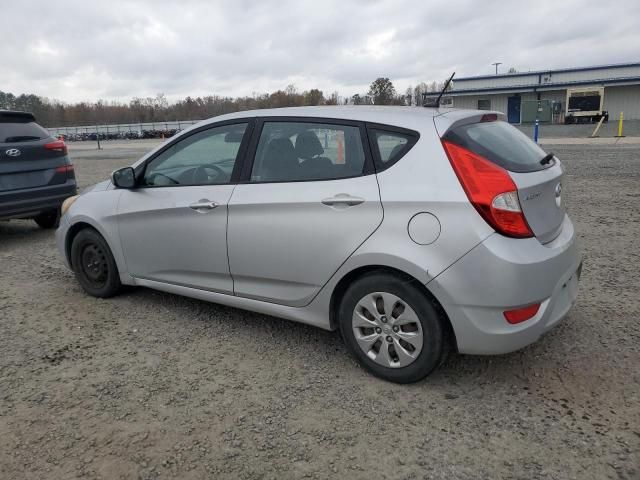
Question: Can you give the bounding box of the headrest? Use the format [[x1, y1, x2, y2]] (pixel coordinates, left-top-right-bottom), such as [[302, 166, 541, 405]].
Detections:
[[295, 130, 324, 159]]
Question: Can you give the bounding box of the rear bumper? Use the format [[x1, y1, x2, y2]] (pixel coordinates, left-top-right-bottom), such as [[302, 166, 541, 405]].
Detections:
[[429, 214, 582, 355], [0, 180, 77, 220]]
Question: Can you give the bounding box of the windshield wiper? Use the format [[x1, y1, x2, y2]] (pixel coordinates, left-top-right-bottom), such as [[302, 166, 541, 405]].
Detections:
[[540, 152, 555, 165], [4, 135, 41, 143]]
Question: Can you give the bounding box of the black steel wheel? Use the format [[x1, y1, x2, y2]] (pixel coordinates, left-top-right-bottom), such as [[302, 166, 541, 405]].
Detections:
[[70, 228, 122, 298]]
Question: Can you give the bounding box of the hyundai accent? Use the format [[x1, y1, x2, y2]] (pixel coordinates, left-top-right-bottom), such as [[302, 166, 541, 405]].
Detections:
[[56, 106, 582, 383]]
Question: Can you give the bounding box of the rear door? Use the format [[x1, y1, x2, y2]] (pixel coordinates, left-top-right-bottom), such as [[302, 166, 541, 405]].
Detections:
[[0, 113, 70, 192], [227, 118, 383, 307], [440, 116, 565, 243]]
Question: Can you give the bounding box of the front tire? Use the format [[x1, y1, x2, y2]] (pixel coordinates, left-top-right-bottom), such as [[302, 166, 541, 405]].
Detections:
[[70, 228, 122, 298], [339, 272, 445, 384]]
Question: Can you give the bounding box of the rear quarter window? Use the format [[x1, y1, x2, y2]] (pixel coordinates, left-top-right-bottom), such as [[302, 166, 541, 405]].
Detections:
[[443, 120, 547, 173], [369, 126, 419, 171], [0, 121, 50, 143]]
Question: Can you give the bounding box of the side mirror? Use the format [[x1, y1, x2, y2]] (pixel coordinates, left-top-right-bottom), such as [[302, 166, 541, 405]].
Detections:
[[112, 167, 136, 189]]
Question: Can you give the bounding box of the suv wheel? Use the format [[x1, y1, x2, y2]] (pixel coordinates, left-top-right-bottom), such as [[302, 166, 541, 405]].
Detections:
[[70, 228, 122, 298], [339, 272, 445, 383], [34, 209, 60, 229]]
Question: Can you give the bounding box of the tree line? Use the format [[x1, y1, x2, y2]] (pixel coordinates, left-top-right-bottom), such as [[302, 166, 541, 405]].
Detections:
[[0, 77, 449, 128]]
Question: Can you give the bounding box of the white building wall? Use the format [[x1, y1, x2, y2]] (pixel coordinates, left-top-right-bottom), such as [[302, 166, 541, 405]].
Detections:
[[450, 86, 640, 120], [603, 85, 640, 120], [451, 92, 553, 117], [549, 65, 640, 84], [451, 94, 509, 113], [456, 65, 640, 90], [455, 74, 538, 90], [539, 90, 565, 103]]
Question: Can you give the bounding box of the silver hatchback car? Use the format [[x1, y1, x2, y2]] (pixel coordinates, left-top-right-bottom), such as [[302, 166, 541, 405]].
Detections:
[[57, 106, 582, 383]]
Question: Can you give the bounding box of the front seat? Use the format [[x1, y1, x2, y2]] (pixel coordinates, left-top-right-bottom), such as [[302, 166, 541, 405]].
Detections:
[[295, 131, 334, 179], [261, 138, 299, 181]]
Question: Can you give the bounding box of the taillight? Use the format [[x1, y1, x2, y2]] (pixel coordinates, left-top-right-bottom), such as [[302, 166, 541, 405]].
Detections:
[[441, 140, 533, 238], [55, 164, 74, 174], [44, 139, 68, 155], [504, 303, 540, 324]]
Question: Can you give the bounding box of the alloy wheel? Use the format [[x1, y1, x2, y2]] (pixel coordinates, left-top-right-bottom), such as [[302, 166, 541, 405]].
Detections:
[[351, 292, 424, 368]]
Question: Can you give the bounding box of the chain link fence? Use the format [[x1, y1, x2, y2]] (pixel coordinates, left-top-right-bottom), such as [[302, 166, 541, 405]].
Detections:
[[47, 120, 200, 141]]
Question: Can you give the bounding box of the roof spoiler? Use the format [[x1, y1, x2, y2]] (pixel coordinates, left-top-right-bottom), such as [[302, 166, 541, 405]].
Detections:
[[0, 110, 36, 123], [433, 110, 507, 137]]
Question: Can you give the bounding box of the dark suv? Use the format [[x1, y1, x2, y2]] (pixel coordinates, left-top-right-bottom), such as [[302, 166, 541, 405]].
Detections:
[[0, 110, 76, 228]]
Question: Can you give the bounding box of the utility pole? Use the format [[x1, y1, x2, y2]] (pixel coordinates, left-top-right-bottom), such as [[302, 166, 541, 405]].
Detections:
[[492, 62, 502, 75]]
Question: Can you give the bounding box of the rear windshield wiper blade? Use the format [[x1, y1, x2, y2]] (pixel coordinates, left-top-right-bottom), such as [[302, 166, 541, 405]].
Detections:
[[4, 135, 42, 143], [540, 152, 555, 165]]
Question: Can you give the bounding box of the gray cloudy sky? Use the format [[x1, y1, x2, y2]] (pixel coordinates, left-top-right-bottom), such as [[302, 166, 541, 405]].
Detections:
[[4, 0, 639, 102]]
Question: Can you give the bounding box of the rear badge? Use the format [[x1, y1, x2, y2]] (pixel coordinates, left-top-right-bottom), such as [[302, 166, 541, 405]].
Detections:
[[524, 191, 541, 201], [5, 148, 21, 157]]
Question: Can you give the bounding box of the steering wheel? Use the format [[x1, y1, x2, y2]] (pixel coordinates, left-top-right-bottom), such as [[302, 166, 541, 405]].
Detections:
[[147, 172, 179, 185], [192, 164, 226, 184]]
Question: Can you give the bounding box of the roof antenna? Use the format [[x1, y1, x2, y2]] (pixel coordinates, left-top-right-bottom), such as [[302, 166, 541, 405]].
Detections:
[[423, 72, 455, 108]]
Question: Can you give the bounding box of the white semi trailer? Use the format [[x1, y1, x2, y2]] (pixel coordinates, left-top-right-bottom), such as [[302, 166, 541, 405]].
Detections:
[[565, 87, 608, 123]]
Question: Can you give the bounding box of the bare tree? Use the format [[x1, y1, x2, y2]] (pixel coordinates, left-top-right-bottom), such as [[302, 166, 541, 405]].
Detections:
[[1, 75, 418, 127], [303, 89, 324, 105]]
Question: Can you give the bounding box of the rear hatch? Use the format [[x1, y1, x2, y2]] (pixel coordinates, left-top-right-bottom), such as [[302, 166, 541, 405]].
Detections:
[[0, 111, 73, 192], [436, 112, 564, 244]]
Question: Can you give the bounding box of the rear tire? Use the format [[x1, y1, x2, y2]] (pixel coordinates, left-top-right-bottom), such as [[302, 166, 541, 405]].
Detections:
[[70, 228, 122, 298], [34, 209, 60, 229], [338, 272, 445, 384]]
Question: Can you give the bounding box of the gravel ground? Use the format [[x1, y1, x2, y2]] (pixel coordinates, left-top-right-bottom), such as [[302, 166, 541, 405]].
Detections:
[[515, 120, 640, 140], [1, 140, 639, 480]]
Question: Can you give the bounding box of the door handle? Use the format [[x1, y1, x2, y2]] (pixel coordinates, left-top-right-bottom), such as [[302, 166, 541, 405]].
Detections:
[[189, 200, 218, 210], [321, 194, 365, 207]]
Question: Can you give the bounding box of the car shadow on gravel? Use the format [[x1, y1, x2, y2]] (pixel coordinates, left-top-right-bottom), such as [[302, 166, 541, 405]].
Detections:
[[108, 283, 563, 389], [0, 220, 52, 247]]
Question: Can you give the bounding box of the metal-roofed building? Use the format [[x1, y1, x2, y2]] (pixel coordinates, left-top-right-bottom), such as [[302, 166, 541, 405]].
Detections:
[[425, 62, 640, 123]]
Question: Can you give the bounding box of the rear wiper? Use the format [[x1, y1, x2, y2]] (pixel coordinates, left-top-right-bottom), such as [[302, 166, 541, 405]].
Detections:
[[540, 152, 555, 165], [4, 135, 41, 143]]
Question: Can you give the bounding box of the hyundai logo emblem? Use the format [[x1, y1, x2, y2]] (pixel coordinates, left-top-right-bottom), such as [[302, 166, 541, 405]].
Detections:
[[555, 183, 562, 208], [5, 148, 21, 157]]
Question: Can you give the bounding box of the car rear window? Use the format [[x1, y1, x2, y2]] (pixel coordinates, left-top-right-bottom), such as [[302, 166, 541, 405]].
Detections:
[[0, 122, 50, 143], [443, 120, 547, 173]]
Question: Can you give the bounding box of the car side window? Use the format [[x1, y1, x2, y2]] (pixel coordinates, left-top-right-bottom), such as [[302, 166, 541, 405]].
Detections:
[[143, 123, 248, 186], [250, 122, 365, 182], [370, 127, 419, 170]]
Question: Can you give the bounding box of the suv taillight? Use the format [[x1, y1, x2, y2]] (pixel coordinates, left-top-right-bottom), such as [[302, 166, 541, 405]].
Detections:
[[44, 139, 68, 154], [55, 164, 74, 174], [441, 139, 533, 238]]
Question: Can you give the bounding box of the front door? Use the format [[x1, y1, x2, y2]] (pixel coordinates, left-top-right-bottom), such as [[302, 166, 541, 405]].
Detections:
[[508, 96, 521, 124], [228, 120, 383, 307], [116, 121, 251, 294]]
